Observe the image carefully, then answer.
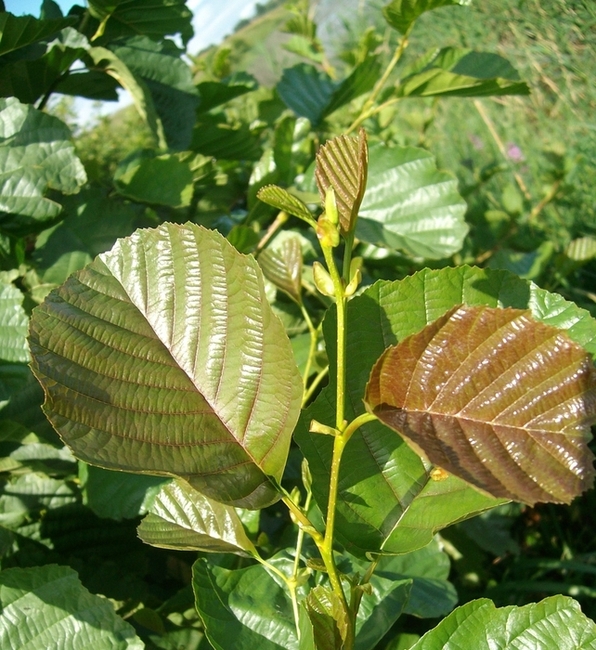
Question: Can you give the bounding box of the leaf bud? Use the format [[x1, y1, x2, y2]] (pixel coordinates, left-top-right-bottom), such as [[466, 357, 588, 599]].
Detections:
[[312, 262, 336, 297]]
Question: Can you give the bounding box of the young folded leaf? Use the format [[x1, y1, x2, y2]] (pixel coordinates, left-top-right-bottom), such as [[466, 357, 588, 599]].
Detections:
[[364, 305, 596, 505], [28, 223, 303, 509], [315, 128, 368, 237], [258, 237, 303, 304]]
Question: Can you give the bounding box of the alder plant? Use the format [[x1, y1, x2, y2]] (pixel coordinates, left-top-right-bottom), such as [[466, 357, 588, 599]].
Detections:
[[27, 128, 596, 649], [2, 0, 596, 648]]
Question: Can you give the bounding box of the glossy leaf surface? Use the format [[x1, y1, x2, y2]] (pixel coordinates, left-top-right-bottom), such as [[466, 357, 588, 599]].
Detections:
[[410, 595, 596, 649], [383, 0, 471, 35], [138, 478, 259, 556], [0, 282, 29, 364], [398, 48, 530, 97], [315, 129, 368, 237], [366, 304, 596, 505], [0, 564, 143, 649], [358, 143, 467, 259], [296, 266, 596, 556], [29, 223, 303, 508]]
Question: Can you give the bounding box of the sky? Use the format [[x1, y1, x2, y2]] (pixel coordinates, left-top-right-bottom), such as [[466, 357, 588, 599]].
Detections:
[[5, 0, 260, 122]]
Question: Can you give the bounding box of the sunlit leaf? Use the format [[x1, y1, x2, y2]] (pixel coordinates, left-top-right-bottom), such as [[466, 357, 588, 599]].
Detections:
[[296, 266, 596, 556], [397, 48, 530, 97], [0, 282, 29, 363], [383, 0, 471, 35], [259, 237, 303, 304], [365, 304, 596, 505], [0, 564, 143, 649], [257, 185, 316, 226], [29, 223, 303, 509], [409, 595, 596, 649], [358, 143, 468, 259], [138, 478, 259, 556], [0, 97, 86, 228], [315, 129, 368, 237]]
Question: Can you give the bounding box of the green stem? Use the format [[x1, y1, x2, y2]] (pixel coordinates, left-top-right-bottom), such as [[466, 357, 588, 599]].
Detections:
[[347, 28, 411, 134], [302, 365, 329, 405], [299, 303, 320, 406]]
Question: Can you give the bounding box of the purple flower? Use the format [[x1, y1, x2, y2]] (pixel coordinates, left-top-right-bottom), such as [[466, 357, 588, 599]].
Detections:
[[506, 142, 524, 162]]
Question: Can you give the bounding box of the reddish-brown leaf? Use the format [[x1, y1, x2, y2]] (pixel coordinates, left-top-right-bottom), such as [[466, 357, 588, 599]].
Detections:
[[365, 305, 596, 505], [315, 128, 368, 236]]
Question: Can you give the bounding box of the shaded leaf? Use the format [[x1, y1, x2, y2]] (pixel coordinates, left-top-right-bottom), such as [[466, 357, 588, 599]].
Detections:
[[277, 64, 335, 126], [88, 0, 193, 44], [29, 223, 303, 509], [566, 236, 596, 263], [0, 564, 143, 649], [397, 48, 530, 98], [107, 36, 199, 150], [277, 58, 380, 126], [0, 12, 75, 56], [193, 556, 301, 650], [0, 97, 86, 228], [358, 143, 467, 259], [410, 595, 596, 649], [113, 150, 195, 208], [383, 0, 471, 35], [306, 586, 348, 650], [0, 27, 89, 104], [365, 304, 596, 505], [296, 266, 596, 557], [55, 69, 120, 100], [191, 113, 262, 161], [257, 185, 316, 226], [81, 463, 166, 521], [259, 237, 303, 304], [138, 478, 258, 556], [197, 72, 258, 114], [87, 45, 166, 148], [315, 129, 368, 237]]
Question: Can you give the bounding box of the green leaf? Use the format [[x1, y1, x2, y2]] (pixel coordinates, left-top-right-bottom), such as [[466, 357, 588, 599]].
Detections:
[[29, 223, 303, 509], [354, 575, 411, 650], [277, 64, 335, 126], [259, 236, 303, 304], [0, 12, 75, 56], [0, 564, 143, 649], [397, 48, 530, 97], [55, 70, 120, 100], [197, 72, 258, 114], [365, 304, 596, 505], [566, 236, 596, 262], [315, 129, 368, 237], [296, 266, 596, 556], [277, 58, 381, 126], [305, 586, 348, 650], [80, 463, 166, 520], [357, 143, 468, 259], [87, 45, 167, 149], [88, 0, 193, 44], [409, 595, 596, 649], [0, 282, 29, 363], [0, 27, 90, 104], [0, 97, 86, 228], [107, 36, 199, 150], [487, 242, 554, 280], [191, 113, 262, 161], [257, 185, 316, 226], [113, 150, 195, 208], [33, 187, 145, 286], [138, 478, 259, 556], [193, 556, 301, 650], [383, 0, 471, 35]]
